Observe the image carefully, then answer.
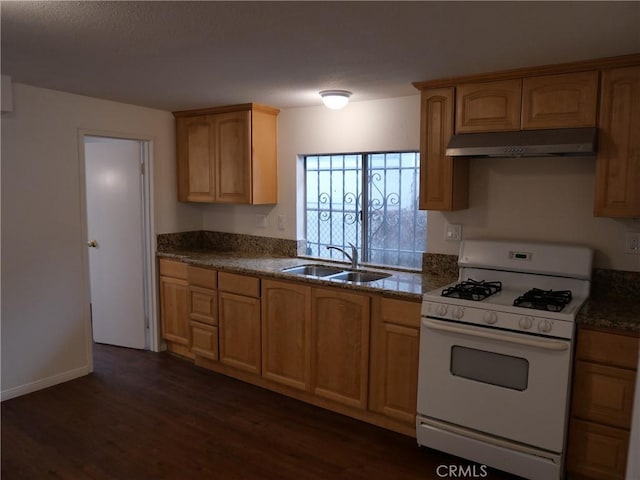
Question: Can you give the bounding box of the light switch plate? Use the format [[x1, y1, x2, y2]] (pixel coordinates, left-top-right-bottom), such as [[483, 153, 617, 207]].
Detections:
[[445, 224, 462, 242], [277, 215, 286, 231], [625, 232, 640, 254], [256, 214, 267, 228]]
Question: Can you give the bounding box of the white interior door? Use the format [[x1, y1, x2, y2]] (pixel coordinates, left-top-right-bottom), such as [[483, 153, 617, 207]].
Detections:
[[85, 137, 147, 349]]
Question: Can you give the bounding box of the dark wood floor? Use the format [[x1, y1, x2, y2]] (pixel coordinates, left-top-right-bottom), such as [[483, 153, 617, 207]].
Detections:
[[2, 344, 520, 479]]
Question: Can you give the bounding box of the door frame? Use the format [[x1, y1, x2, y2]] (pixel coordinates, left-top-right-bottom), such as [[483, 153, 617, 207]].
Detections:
[[78, 129, 159, 370]]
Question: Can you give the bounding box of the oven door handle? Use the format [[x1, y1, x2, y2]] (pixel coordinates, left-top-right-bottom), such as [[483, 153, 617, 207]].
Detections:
[[422, 319, 569, 351]]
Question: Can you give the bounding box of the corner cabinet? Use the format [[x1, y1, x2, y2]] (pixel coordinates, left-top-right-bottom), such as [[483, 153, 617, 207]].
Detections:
[[174, 103, 279, 205], [567, 327, 639, 480], [419, 87, 469, 211], [594, 66, 640, 217]]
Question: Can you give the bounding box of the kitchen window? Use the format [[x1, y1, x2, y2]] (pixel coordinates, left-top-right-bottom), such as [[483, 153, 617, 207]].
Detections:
[[304, 152, 425, 269]]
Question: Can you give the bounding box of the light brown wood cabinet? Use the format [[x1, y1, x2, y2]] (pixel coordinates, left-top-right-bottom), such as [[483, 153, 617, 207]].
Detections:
[[159, 259, 190, 355], [311, 287, 370, 409], [419, 87, 469, 211], [522, 71, 598, 129], [261, 279, 311, 391], [455, 79, 522, 133], [187, 266, 218, 364], [567, 327, 639, 480], [594, 66, 640, 217], [369, 296, 421, 425], [174, 103, 279, 205], [218, 272, 262, 374]]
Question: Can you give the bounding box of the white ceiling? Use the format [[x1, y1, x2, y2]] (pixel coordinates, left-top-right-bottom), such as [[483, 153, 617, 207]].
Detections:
[[2, 1, 639, 112]]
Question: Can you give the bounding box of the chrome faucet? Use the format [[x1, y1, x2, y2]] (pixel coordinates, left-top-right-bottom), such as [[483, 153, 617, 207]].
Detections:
[[327, 242, 359, 269]]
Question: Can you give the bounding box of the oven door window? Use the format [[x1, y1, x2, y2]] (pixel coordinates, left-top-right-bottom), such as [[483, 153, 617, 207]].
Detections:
[[450, 346, 529, 391]]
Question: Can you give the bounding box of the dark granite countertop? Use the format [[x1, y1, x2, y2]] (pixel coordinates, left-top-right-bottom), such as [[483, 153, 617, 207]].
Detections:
[[577, 297, 640, 334], [157, 249, 457, 301]]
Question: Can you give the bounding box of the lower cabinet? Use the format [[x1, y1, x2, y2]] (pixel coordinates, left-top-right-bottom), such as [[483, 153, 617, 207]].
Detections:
[[159, 260, 190, 355], [369, 297, 421, 425], [311, 287, 370, 409], [218, 272, 261, 375], [567, 327, 639, 480], [261, 279, 311, 391]]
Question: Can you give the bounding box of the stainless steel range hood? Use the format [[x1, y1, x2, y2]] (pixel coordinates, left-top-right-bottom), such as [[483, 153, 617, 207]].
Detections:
[[445, 127, 597, 158]]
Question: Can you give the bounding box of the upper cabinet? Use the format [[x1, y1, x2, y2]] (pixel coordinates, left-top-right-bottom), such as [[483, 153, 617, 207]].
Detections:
[[594, 66, 640, 217], [455, 79, 522, 133], [174, 103, 279, 205], [522, 71, 598, 129], [413, 54, 640, 216]]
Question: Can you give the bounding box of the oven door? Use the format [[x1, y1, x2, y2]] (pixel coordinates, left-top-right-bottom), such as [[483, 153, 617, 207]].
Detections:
[[417, 316, 572, 453]]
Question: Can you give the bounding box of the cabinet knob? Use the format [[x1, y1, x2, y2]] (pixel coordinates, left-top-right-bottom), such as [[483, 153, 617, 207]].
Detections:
[[87, 240, 98, 248]]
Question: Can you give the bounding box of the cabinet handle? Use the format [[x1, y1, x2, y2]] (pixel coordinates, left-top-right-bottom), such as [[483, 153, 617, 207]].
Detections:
[[87, 240, 98, 248]]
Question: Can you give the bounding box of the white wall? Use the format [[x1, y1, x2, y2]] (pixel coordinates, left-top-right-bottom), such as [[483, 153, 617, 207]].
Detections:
[[202, 95, 640, 272], [1, 83, 201, 399]]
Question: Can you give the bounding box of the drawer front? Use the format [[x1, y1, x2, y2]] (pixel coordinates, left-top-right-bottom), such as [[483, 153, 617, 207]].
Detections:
[[218, 271, 260, 297], [159, 259, 188, 279], [379, 297, 421, 328], [572, 361, 636, 429], [567, 419, 629, 480], [576, 328, 639, 370], [189, 286, 217, 325], [187, 265, 217, 289], [190, 321, 219, 361]]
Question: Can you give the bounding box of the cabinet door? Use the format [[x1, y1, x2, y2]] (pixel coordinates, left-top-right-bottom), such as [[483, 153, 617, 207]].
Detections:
[[176, 115, 215, 202], [262, 280, 311, 391], [214, 110, 252, 204], [455, 79, 522, 133], [159, 276, 189, 345], [311, 288, 370, 409], [218, 291, 261, 374], [567, 419, 630, 480], [369, 297, 420, 424], [419, 88, 469, 211], [595, 66, 640, 217], [522, 71, 598, 129], [572, 361, 636, 429]]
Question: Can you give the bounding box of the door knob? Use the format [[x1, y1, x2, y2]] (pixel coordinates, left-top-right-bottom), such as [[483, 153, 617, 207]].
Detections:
[[87, 240, 98, 248]]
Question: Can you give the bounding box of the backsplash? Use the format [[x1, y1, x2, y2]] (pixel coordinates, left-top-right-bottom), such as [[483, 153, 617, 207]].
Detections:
[[422, 253, 459, 277], [157, 231, 305, 257], [591, 268, 640, 299]]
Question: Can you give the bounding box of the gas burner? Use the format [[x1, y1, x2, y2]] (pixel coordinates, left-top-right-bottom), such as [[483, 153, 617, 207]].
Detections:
[[513, 288, 573, 312], [441, 279, 502, 301]]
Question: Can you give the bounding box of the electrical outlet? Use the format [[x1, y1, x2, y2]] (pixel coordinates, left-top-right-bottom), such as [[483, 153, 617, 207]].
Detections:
[[277, 215, 286, 231], [445, 224, 462, 242], [626, 232, 640, 254], [256, 214, 267, 228]]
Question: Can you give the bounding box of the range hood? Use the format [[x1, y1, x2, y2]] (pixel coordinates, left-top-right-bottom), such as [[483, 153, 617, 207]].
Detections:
[[446, 127, 597, 158]]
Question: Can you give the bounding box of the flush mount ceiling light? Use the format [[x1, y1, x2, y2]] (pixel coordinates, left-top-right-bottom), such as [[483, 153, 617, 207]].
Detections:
[[319, 90, 352, 110]]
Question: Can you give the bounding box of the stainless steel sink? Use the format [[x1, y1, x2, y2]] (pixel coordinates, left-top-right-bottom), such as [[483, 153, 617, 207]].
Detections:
[[329, 270, 391, 283], [281, 264, 344, 277]]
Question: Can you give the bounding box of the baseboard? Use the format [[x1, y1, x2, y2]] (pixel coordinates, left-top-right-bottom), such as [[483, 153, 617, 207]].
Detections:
[[1, 365, 91, 401]]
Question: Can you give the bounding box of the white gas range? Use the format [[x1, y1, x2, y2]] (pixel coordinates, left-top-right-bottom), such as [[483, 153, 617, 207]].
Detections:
[[416, 240, 593, 480]]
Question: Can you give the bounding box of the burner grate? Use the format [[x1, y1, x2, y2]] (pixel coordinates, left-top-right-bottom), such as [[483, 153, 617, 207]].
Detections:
[[441, 279, 502, 301], [513, 288, 572, 312]]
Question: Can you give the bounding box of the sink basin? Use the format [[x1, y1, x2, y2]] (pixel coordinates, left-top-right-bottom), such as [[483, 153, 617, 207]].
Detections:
[[329, 270, 391, 283], [282, 264, 345, 277]]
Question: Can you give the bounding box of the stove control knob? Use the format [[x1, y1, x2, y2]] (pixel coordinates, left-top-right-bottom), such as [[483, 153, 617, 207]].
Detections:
[[538, 319, 553, 333], [452, 307, 464, 319], [436, 304, 448, 317], [519, 316, 533, 330], [483, 311, 498, 324]]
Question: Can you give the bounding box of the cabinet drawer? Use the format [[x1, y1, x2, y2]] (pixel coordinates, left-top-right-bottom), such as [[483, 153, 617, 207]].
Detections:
[[187, 266, 217, 289], [567, 419, 629, 480], [218, 271, 260, 297], [522, 71, 598, 129], [159, 259, 187, 279], [379, 297, 421, 328], [576, 328, 639, 370], [572, 361, 636, 429], [190, 321, 218, 361], [189, 286, 217, 325], [455, 79, 522, 133]]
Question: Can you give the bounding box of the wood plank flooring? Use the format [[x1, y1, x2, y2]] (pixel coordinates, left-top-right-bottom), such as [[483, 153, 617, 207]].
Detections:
[[2, 344, 520, 479]]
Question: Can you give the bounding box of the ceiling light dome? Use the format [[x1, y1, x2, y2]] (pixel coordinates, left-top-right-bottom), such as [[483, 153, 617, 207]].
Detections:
[[319, 90, 352, 110]]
